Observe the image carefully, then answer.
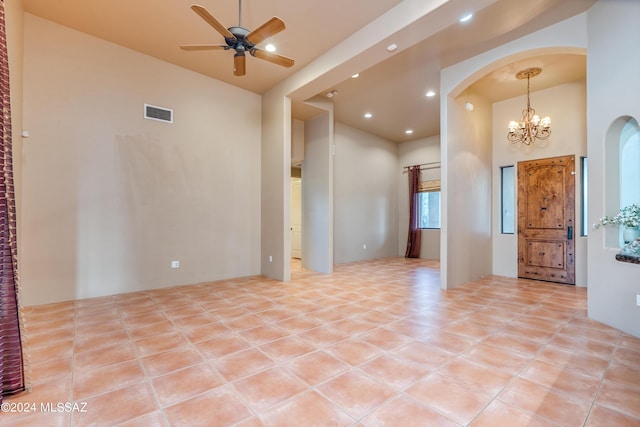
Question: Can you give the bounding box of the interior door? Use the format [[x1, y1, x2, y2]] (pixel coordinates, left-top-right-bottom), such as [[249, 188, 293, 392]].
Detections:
[[518, 155, 575, 285], [291, 178, 302, 259]]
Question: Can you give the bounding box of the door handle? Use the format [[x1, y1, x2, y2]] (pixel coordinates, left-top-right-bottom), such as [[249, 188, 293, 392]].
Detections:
[[567, 226, 573, 240]]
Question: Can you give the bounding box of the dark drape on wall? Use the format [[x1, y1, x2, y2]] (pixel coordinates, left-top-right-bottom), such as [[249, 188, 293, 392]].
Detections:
[[0, 0, 25, 401], [405, 165, 422, 258]]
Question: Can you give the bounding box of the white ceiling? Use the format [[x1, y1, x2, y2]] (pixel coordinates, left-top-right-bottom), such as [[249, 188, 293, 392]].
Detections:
[[23, 0, 594, 143]]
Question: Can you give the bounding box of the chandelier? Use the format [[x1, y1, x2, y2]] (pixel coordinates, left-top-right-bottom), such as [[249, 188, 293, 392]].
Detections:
[[507, 67, 551, 145]]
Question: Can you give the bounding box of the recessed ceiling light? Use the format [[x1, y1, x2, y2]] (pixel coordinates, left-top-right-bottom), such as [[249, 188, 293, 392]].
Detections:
[[265, 44, 276, 52], [459, 13, 473, 23], [426, 90, 436, 97], [352, 73, 360, 79], [405, 129, 413, 135], [386, 43, 398, 52], [364, 112, 372, 119]]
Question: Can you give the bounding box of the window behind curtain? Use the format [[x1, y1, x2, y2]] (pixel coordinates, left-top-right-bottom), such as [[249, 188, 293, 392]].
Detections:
[[418, 179, 441, 229]]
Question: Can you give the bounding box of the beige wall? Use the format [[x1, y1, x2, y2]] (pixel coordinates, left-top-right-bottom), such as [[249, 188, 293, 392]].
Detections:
[[587, 0, 640, 337], [492, 81, 587, 285], [334, 122, 398, 264], [260, 91, 291, 281], [441, 92, 494, 289], [301, 110, 333, 273], [398, 136, 441, 259], [21, 14, 262, 305], [291, 119, 304, 167]]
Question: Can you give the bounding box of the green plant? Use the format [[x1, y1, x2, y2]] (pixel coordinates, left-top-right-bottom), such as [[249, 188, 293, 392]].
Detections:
[[593, 203, 640, 229]]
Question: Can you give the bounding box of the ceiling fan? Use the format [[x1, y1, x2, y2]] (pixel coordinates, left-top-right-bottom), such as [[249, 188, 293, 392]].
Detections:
[[180, 2, 295, 76]]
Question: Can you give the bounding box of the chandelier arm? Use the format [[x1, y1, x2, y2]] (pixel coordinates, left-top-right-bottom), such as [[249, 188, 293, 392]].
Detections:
[[530, 120, 537, 139]]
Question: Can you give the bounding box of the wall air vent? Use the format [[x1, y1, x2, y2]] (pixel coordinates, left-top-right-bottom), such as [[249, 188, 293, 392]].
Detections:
[[144, 104, 173, 123]]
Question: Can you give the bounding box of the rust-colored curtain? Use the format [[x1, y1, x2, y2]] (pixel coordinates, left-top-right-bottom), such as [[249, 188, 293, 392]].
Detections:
[[0, 0, 25, 401], [405, 165, 421, 258]]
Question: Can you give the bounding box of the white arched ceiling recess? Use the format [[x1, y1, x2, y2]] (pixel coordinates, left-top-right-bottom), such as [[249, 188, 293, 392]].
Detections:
[[440, 46, 587, 290], [448, 46, 587, 99]]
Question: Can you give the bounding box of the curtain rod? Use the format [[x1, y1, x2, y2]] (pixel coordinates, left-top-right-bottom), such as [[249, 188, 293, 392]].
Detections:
[[402, 162, 440, 170]]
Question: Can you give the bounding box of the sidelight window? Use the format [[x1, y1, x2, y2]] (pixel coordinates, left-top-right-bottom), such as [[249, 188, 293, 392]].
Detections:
[[581, 157, 588, 236], [500, 165, 515, 234]]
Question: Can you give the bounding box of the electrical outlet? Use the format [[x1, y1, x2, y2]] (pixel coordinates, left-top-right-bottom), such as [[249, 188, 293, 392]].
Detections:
[[269, 256, 273, 263], [637, 294, 640, 307], [363, 244, 367, 250], [171, 260, 179, 269]]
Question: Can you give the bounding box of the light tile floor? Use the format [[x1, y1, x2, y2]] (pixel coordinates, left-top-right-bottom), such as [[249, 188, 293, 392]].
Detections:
[[3, 257, 640, 426]]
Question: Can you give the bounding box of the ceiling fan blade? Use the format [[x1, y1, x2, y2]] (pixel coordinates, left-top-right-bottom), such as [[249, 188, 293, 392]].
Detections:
[[245, 17, 285, 45], [191, 4, 234, 40], [180, 44, 227, 51], [252, 49, 295, 68], [234, 54, 246, 76]]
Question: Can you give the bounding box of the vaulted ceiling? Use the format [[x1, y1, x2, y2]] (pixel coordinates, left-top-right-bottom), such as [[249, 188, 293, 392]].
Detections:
[[23, 0, 594, 142]]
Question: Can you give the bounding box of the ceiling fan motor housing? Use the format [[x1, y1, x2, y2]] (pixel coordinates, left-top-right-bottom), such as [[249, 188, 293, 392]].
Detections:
[[227, 27, 253, 55]]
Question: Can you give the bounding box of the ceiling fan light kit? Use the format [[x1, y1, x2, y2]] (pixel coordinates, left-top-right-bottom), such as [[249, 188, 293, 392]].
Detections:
[[180, 2, 295, 76]]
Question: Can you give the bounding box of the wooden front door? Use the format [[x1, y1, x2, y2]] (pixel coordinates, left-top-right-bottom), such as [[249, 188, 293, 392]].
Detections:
[[518, 155, 575, 285]]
